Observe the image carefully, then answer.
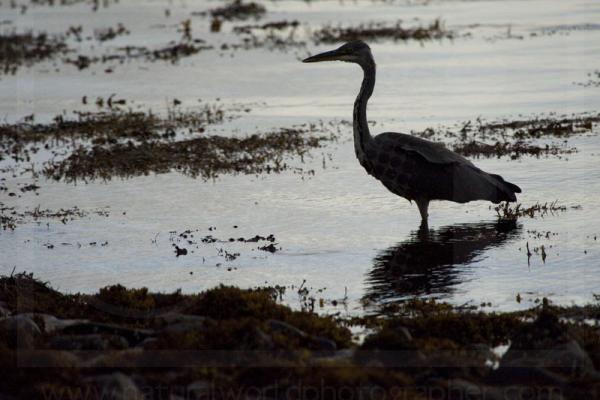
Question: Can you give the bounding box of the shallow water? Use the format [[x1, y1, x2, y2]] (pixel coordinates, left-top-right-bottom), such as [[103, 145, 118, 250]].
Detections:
[[1, 0, 600, 315]]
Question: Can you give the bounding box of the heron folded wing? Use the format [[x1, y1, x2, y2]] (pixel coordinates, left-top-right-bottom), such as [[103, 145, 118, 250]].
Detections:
[[377, 132, 475, 166]]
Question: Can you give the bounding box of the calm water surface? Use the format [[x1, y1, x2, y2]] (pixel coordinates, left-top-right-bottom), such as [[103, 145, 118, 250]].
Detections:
[[1, 0, 599, 314]]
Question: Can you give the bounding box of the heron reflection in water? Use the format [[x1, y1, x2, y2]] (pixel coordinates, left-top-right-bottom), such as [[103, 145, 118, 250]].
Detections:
[[363, 220, 521, 308]]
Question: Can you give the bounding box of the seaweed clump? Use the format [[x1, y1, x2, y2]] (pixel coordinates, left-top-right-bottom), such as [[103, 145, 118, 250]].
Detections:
[[1, 107, 336, 181], [0, 105, 228, 163], [43, 127, 328, 181], [412, 112, 600, 159], [195, 0, 266, 21], [0, 274, 599, 399], [576, 70, 600, 88], [313, 19, 453, 44], [494, 201, 578, 220], [0, 31, 68, 75], [228, 20, 304, 50], [65, 39, 213, 69], [0, 203, 109, 231], [93, 23, 129, 42]]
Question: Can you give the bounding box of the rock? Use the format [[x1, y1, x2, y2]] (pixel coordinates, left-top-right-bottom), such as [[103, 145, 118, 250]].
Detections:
[[156, 312, 206, 325], [0, 302, 11, 318], [446, 379, 505, 400], [61, 322, 153, 346], [268, 319, 307, 340], [395, 326, 413, 343], [268, 319, 336, 351], [49, 334, 129, 351], [135, 337, 158, 349], [246, 327, 274, 350], [311, 336, 337, 351], [159, 319, 206, 336], [498, 339, 595, 381], [492, 364, 567, 387], [468, 343, 495, 359], [0, 314, 41, 349], [84, 348, 190, 369], [23, 313, 88, 334], [313, 348, 355, 364], [83, 349, 144, 368], [17, 349, 80, 368], [84, 373, 144, 400], [0, 314, 41, 336]]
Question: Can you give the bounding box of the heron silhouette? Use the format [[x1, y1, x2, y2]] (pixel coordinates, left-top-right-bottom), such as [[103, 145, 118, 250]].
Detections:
[[303, 41, 521, 226]]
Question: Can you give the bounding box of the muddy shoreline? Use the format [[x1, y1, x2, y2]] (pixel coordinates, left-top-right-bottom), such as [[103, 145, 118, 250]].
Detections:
[[0, 273, 599, 398]]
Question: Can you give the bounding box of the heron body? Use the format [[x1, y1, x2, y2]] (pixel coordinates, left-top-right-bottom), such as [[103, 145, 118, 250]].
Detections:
[[303, 40, 521, 225]]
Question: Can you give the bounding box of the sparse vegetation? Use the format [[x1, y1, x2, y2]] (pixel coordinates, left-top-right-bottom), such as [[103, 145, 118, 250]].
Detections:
[[313, 19, 453, 44], [495, 201, 577, 220], [42, 126, 329, 181], [1, 106, 337, 181], [0, 203, 109, 230], [0, 31, 68, 75], [194, 0, 266, 21], [412, 113, 600, 159]]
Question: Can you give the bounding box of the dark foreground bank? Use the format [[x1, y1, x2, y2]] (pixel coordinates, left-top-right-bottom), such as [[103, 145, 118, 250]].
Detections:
[[0, 273, 599, 399]]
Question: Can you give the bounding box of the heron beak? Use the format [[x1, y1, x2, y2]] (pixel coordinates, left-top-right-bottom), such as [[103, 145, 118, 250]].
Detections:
[[302, 49, 344, 63]]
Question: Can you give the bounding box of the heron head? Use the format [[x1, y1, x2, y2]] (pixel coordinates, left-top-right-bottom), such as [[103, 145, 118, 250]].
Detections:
[[302, 40, 372, 64]]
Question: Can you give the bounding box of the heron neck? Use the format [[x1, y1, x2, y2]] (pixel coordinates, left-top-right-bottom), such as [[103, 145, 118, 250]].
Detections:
[[353, 58, 375, 162]]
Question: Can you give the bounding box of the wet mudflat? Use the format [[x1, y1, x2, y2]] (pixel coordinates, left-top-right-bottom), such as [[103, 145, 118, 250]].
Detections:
[[1, 0, 600, 317]]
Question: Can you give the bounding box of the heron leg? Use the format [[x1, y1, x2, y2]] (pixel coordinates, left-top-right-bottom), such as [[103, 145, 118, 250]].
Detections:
[[416, 199, 429, 224]]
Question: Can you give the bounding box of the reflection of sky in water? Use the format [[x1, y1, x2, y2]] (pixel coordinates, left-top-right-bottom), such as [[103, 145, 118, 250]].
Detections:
[[1, 0, 599, 314]]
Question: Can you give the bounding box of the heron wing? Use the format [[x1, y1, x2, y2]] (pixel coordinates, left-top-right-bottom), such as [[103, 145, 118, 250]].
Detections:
[[370, 132, 520, 203], [375, 132, 475, 166]]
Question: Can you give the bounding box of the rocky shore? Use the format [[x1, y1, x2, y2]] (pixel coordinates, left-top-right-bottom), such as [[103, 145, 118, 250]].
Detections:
[[0, 273, 599, 399]]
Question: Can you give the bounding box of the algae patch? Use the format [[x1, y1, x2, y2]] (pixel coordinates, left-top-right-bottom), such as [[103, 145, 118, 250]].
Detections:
[[0, 31, 68, 75], [200, 0, 267, 21], [313, 19, 453, 44], [0, 203, 109, 231], [1, 106, 337, 181], [43, 126, 330, 181], [0, 105, 230, 163], [576, 70, 600, 88], [412, 112, 600, 159], [64, 39, 213, 70], [494, 201, 579, 220], [226, 20, 304, 51]]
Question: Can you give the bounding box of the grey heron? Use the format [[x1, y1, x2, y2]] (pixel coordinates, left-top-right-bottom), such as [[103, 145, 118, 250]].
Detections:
[[303, 40, 521, 226]]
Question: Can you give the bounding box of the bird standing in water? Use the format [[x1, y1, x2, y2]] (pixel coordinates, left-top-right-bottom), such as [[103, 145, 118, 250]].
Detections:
[[303, 41, 521, 227]]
